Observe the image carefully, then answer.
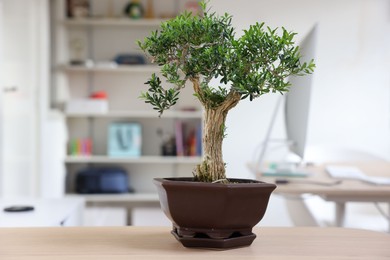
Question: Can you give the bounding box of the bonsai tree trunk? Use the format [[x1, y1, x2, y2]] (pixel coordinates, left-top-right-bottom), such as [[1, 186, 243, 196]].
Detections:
[[193, 79, 241, 182], [198, 107, 227, 181]]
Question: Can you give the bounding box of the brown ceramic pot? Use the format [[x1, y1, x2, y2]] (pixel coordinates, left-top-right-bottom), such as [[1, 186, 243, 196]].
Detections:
[[154, 177, 276, 249]]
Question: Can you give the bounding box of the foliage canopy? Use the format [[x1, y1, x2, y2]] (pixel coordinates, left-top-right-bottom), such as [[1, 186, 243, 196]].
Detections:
[[138, 1, 315, 182]]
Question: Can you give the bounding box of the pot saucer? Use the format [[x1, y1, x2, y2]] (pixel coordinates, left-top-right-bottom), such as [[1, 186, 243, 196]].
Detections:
[[171, 230, 256, 249]]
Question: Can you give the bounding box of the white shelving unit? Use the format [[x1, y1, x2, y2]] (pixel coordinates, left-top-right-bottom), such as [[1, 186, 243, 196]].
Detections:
[[50, 0, 202, 210], [65, 110, 203, 118], [61, 17, 168, 27], [65, 155, 202, 164], [58, 64, 160, 73]]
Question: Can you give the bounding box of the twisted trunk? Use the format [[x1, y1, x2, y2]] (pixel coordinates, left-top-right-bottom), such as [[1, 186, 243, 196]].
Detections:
[[192, 78, 241, 182], [197, 107, 228, 181]]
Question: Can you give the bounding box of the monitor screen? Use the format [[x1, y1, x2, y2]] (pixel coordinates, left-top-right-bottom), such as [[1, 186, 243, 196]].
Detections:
[[284, 24, 317, 160], [251, 24, 318, 176]]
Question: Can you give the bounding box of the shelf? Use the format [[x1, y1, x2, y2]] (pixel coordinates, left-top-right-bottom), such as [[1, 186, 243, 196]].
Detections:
[[59, 64, 159, 73], [66, 110, 203, 119], [53, 4, 204, 205], [62, 18, 167, 27], [65, 193, 159, 203], [65, 155, 202, 164]]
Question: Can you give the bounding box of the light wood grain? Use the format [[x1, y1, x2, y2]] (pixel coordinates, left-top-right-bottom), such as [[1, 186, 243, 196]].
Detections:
[[0, 227, 389, 259]]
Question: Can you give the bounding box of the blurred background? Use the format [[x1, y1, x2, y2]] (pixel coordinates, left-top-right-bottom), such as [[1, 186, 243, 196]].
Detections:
[[0, 0, 389, 231]]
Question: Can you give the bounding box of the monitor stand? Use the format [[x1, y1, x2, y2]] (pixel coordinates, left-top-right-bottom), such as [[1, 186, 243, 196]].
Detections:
[[261, 161, 309, 178]]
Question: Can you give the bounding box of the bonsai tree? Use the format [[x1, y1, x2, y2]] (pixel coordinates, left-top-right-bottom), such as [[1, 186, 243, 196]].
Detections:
[[138, 1, 315, 183]]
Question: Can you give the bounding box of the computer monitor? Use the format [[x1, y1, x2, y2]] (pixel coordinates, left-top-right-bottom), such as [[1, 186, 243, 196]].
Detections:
[[251, 24, 317, 176], [285, 24, 317, 160]]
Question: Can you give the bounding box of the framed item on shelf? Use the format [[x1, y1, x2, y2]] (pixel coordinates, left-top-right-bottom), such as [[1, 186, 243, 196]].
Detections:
[[108, 122, 142, 157], [67, 0, 90, 18]]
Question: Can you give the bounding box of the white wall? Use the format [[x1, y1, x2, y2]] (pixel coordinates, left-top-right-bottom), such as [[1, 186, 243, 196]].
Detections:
[[211, 0, 390, 179]]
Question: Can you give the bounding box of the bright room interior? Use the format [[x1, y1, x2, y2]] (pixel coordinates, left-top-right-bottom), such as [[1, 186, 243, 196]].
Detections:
[[0, 0, 390, 233]]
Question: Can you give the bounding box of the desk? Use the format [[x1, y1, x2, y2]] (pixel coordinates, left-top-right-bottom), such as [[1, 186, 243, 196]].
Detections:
[[0, 226, 389, 259], [262, 161, 390, 229]]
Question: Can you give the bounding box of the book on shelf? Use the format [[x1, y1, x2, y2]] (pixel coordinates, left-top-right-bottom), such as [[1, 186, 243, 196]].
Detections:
[[69, 138, 92, 156], [175, 121, 184, 156], [196, 123, 202, 156], [174, 120, 202, 157]]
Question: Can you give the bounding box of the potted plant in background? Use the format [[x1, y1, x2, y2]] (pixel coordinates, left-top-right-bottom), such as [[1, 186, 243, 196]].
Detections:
[[138, 1, 315, 249]]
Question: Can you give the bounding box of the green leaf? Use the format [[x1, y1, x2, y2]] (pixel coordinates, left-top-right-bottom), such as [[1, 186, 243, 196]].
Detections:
[[138, 0, 315, 109]]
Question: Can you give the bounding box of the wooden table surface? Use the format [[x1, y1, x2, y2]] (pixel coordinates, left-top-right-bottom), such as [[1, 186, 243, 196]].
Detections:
[[0, 226, 389, 259]]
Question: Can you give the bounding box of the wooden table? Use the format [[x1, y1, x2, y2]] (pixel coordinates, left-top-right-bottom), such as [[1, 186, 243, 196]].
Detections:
[[0, 226, 389, 259], [262, 161, 390, 229]]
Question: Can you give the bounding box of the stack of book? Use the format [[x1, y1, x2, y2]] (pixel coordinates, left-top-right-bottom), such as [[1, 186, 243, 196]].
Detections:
[[68, 138, 92, 156]]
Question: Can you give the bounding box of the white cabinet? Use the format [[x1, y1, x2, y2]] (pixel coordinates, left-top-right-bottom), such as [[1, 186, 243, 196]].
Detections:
[[0, 198, 85, 227], [51, 0, 203, 203]]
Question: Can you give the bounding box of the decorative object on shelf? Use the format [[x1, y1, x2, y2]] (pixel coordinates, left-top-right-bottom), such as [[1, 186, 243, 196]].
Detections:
[[108, 122, 142, 157], [124, 0, 144, 19], [157, 128, 177, 156], [114, 54, 146, 65], [90, 90, 108, 99], [138, 1, 315, 249], [69, 38, 87, 65], [105, 0, 115, 18], [66, 0, 90, 18], [66, 91, 108, 114], [184, 1, 200, 16], [75, 167, 131, 194], [161, 136, 176, 156], [69, 60, 94, 67], [144, 0, 155, 19]]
